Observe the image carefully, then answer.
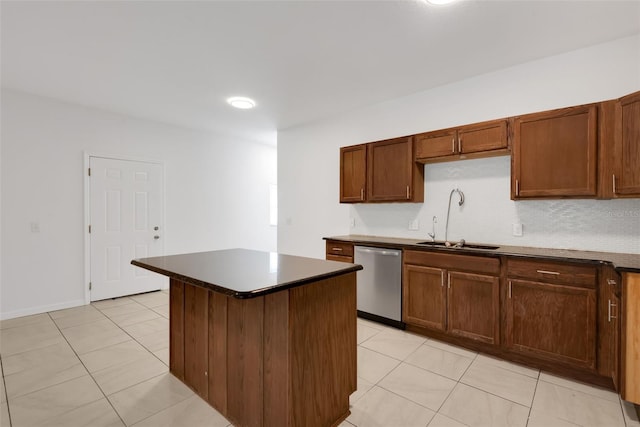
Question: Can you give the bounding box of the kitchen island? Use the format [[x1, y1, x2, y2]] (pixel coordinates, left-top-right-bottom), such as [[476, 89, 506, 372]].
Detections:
[[132, 249, 362, 427]]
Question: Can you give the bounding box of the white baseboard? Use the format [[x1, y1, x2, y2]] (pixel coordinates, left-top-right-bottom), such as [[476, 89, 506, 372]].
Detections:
[[0, 299, 87, 321]]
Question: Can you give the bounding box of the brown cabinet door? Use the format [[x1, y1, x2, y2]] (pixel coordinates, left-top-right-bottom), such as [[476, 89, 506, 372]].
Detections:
[[414, 130, 457, 159], [505, 279, 596, 369], [447, 271, 499, 344], [340, 145, 367, 203], [614, 91, 640, 196], [458, 120, 508, 155], [512, 105, 598, 198], [402, 264, 446, 330], [367, 137, 416, 201]]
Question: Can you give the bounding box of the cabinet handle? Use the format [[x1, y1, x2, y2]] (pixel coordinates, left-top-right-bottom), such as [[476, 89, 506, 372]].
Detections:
[[508, 280, 512, 298], [607, 279, 617, 286], [441, 271, 444, 287], [458, 136, 462, 153], [515, 179, 520, 196], [452, 137, 456, 153], [360, 188, 364, 200], [536, 269, 560, 275], [332, 247, 343, 252], [608, 299, 617, 322], [406, 185, 410, 199], [447, 273, 451, 289], [612, 174, 617, 194]]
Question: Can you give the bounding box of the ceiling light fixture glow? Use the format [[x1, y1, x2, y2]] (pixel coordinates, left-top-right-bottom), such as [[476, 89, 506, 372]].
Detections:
[[227, 96, 256, 109], [425, 0, 458, 4]]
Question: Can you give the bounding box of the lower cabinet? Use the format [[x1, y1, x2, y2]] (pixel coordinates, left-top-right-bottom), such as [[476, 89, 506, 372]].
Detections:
[[505, 278, 596, 369], [505, 259, 597, 370], [325, 240, 354, 263], [403, 250, 500, 345]]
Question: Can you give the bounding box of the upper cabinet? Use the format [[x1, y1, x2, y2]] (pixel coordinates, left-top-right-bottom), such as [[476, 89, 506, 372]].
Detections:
[[367, 137, 423, 202], [613, 91, 640, 197], [340, 137, 423, 203], [511, 105, 598, 199], [340, 90, 639, 203], [340, 144, 367, 203], [415, 119, 509, 163]]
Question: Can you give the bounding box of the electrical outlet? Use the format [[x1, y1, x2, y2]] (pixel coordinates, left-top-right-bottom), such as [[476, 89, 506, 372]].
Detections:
[[349, 218, 356, 228], [409, 219, 420, 231], [512, 223, 523, 237], [30, 222, 40, 233]]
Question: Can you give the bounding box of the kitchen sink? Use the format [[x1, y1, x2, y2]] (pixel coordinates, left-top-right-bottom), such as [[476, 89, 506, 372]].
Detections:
[[416, 241, 499, 250]]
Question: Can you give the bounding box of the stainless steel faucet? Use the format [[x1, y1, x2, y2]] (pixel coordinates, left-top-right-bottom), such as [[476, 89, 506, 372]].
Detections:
[[427, 216, 437, 241], [444, 188, 465, 246]]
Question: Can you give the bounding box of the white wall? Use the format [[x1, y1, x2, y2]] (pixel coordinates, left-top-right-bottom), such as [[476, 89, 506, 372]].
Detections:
[[1, 89, 277, 319], [278, 34, 640, 259]]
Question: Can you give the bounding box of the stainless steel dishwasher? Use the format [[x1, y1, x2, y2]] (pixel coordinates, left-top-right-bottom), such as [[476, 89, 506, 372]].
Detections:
[[354, 246, 404, 329]]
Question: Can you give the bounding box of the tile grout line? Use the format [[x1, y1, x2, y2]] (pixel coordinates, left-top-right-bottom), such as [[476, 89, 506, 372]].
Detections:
[[0, 356, 13, 427], [46, 311, 128, 427], [91, 301, 169, 367]]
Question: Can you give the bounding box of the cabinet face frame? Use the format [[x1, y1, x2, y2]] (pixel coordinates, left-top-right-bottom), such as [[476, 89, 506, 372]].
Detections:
[[512, 104, 598, 199]]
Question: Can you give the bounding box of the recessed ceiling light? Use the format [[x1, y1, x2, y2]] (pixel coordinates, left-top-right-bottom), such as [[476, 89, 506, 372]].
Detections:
[[425, 0, 458, 4], [227, 96, 256, 109]]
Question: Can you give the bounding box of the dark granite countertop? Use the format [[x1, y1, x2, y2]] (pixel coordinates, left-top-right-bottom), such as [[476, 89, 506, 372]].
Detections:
[[132, 248, 362, 299], [324, 235, 640, 273]]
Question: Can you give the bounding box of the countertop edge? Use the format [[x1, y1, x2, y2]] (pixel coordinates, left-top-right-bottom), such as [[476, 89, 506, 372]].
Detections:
[[131, 259, 363, 298], [324, 235, 640, 273]]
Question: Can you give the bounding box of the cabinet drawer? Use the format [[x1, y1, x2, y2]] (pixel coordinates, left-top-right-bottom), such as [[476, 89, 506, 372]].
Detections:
[[326, 241, 354, 257], [507, 259, 597, 288], [404, 250, 500, 275], [326, 254, 354, 263]]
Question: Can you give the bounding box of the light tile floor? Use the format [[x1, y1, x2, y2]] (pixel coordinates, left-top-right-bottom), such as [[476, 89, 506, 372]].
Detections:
[[0, 291, 639, 427]]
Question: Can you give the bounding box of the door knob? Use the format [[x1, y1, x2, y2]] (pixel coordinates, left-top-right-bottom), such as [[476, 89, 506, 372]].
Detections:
[[154, 235, 160, 240]]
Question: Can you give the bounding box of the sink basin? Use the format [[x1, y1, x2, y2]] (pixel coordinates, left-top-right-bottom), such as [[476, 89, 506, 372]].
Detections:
[[416, 241, 499, 250]]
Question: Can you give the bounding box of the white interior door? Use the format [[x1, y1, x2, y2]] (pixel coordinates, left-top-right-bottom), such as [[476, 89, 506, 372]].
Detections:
[[89, 157, 166, 301]]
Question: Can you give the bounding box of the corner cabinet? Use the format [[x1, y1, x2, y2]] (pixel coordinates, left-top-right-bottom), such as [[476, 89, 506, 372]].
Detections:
[[403, 250, 500, 345], [415, 119, 509, 163], [340, 137, 424, 203], [511, 104, 598, 199], [505, 259, 597, 369]]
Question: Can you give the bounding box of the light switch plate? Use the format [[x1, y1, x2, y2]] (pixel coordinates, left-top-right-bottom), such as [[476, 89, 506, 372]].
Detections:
[[349, 218, 356, 228], [409, 219, 420, 231], [512, 223, 523, 237]]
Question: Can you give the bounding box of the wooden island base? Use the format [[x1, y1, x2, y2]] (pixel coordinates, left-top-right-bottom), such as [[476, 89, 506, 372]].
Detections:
[[169, 273, 357, 427]]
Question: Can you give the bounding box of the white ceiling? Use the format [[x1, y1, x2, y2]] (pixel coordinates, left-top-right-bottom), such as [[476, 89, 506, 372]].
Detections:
[[2, 1, 639, 145]]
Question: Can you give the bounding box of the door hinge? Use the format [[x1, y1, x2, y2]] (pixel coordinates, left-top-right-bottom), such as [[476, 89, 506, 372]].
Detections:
[[89, 282, 92, 290], [88, 168, 91, 176], [88, 225, 92, 233]]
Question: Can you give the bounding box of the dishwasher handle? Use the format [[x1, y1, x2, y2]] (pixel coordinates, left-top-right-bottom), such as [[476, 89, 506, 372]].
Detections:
[[355, 247, 400, 257]]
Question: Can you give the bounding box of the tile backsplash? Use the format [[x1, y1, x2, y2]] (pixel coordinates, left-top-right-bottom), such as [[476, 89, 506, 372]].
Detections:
[[351, 156, 640, 254]]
